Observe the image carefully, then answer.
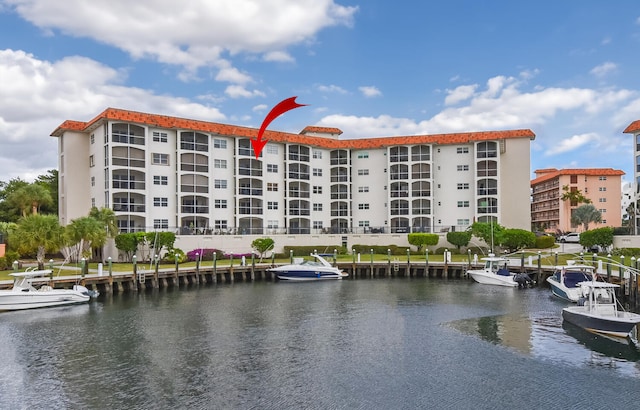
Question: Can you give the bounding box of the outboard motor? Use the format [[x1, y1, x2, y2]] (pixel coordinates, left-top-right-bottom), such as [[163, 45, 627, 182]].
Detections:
[[513, 273, 533, 288], [73, 284, 100, 298]]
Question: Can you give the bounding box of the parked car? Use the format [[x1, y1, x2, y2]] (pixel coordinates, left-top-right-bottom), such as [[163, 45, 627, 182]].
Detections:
[[558, 232, 580, 243]]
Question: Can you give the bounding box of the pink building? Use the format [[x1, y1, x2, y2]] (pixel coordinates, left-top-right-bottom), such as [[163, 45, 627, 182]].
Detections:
[[531, 168, 624, 233]]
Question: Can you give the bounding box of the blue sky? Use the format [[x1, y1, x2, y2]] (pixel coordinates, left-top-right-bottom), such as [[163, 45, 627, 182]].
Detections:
[[0, 0, 639, 184]]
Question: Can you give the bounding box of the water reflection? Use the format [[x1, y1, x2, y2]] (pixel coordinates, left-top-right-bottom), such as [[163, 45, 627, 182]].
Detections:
[[449, 310, 640, 376]]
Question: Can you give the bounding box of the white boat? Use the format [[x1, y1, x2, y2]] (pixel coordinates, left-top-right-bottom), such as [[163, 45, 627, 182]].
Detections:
[[0, 269, 98, 312], [467, 254, 519, 287], [269, 253, 348, 281], [546, 261, 595, 302], [562, 281, 640, 339]]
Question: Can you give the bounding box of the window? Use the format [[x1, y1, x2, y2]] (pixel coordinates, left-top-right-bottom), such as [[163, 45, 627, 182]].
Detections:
[[457, 183, 469, 190], [215, 199, 227, 209], [358, 221, 370, 227], [599, 176, 607, 181], [599, 187, 607, 192], [214, 220, 228, 229], [267, 164, 278, 173], [267, 220, 278, 229], [89, 155, 95, 167], [180, 132, 208, 152], [214, 159, 227, 169], [358, 169, 369, 176], [457, 201, 469, 207], [214, 179, 227, 189], [476, 142, 497, 158], [154, 219, 169, 229], [456, 147, 469, 154], [213, 139, 227, 149], [313, 186, 322, 194], [267, 182, 278, 191], [267, 201, 278, 210], [358, 203, 370, 210], [152, 153, 169, 165], [266, 144, 278, 154], [313, 221, 323, 229], [91, 198, 95, 208], [313, 150, 322, 159], [599, 208, 607, 213], [357, 152, 369, 159], [457, 219, 470, 226], [91, 176, 95, 187], [154, 197, 168, 207], [313, 203, 323, 211], [602, 219, 607, 224], [153, 175, 168, 185], [359, 186, 369, 193], [457, 165, 469, 171], [90, 134, 95, 144], [570, 175, 578, 184], [313, 168, 322, 177], [599, 198, 607, 203], [152, 131, 168, 143]]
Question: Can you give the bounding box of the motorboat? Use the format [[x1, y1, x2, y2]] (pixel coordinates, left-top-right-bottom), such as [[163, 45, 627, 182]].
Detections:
[[562, 281, 640, 339], [546, 261, 595, 302], [269, 253, 348, 281], [467, 254, 520, 287], [562, 321, 640, 359], [0, 269, 98, 312]]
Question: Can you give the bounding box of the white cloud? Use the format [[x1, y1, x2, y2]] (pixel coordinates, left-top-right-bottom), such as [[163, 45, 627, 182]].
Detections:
[[358, 86, 381, 98], [317, 84, 348, 94], [215, 65, 253, 85], [590, 61, 617, 77], [444, 84, 477, 106], [0, 49, 225, 181], [5, 0, 358, 81], [263, 51, 295, 63], [252, 104, 268, 112], [544, 133, 599, 156], [224, 84, 266, 99]]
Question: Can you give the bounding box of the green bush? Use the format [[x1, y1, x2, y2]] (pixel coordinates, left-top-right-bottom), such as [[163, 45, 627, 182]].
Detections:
[[611, 248, 640, 257], [0, 251, 20, 270], [535, 236, 555, 249]]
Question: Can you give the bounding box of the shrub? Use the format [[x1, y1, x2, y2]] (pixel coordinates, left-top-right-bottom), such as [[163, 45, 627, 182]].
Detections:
[[186, 248, 224, 261], [163, 248, 186, 263], [535, 236, 555, 249]]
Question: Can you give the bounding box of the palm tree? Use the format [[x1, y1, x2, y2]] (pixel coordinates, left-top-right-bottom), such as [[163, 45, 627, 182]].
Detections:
[[7, 183, 53, 217], [11, 214, 63, 270], [560, 185, 591, 205], [88, 207, 118, 262], [64, 216, 106, 263], [571, 204, 602, 232]]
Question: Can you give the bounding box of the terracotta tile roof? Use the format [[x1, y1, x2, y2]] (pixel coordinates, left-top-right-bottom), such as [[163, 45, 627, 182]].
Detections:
[[51, 107, 536, 148], [531, 168, 625, 185], [623, 120, 640, 134], [300, 126, 343, 135]]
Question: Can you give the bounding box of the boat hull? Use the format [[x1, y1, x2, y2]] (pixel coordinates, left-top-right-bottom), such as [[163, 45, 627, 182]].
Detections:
[[274, 270, 347, 281], [562, 307, 640, 339], [546, 277, 580, 302], [0, 290, 90, 312], [468, 270, 518, 287]]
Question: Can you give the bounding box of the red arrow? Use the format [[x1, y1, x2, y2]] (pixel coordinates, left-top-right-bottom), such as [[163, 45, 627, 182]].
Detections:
[[251, 96, 307, 159]]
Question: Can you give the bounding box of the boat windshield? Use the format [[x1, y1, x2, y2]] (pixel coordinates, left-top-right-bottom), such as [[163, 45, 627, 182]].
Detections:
[[563, 270, 592, 288], [300, 260, 323, 266]]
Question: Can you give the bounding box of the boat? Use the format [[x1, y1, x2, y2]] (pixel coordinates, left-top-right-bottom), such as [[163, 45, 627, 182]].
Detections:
[[467, 254, 521, 287], [269, 253, 348, 281], [546, 261, 595, 302], [562, 281, 640, 339], [0, 269, 98, 312], [562, 321, 640, 360]]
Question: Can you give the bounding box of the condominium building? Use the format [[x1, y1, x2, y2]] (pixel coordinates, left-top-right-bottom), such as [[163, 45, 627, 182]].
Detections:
[[52, 108, 535, 235], [530, 168, 624, 233], [624, 120, 640, 234]]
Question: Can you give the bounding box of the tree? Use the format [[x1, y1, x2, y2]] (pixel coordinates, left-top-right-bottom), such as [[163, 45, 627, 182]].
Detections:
[[0, 178, 29, 222], [571, 204, 602, 231], [407, 233, 439, 252], [500, 229, 536, 253], [579, 227, 613, 251], [10, 214, 63, 270], [114, 233, 139, 262], [88, 207, 118, 262], [35, 170, 58, 215], [145, 231, 176, 259], [560, 185, 591, 205], [446, 231, 471, 251], [469, 221, 504, 252], [252, 237, 275, 262], [7, 183, 53, 217], [63, 216, 106, 263]]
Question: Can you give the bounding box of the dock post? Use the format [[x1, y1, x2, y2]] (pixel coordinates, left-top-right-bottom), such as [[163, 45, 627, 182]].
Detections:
[[132, 255, 138, 292], [195, 253, 201, 284], [426, 249, 429, 277], [407, 249, 411, 277], [251, 254, 255, 281], [213, 253, 218, 283], [606, 254, 612, 282], [387, 248, 391, 277], [174, 254, 179, 286], [108, 257, 113, 289], [370, 249, 374, 278], [153, 254, 159, 289], [536, 252, 541, 286]]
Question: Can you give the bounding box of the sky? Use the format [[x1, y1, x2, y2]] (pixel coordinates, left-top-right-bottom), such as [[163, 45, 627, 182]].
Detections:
[[0, 0, 639, 185]]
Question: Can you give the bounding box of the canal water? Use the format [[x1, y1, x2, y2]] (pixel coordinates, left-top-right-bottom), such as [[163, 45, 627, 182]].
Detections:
[[2, 278, 640, 409]]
